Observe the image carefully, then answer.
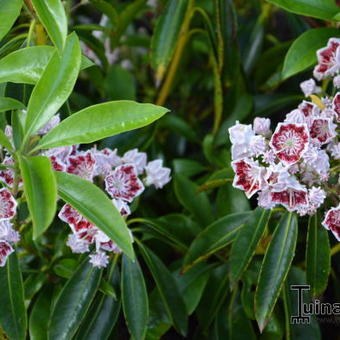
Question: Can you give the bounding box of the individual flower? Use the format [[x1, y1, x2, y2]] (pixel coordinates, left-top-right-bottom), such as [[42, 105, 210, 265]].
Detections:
[[249, 135, 267, 156], [270, 123, 309, 165], [308, 187, 326, 211], [38, 114, 60, 135], [144, 160, 171, 189], [313, 38, 340, 80], [300, 78, 320, 97], [0, 241, 14, 267], [333, 75, 340, 89], [66, 234, 90, 254], [262, 150, 276, 165], [0, 188, 17, 221], [67, 151, 96, 181], [228, 122, 254, 145], [309, 117, 336, 144], [253, 117, 271, 135], [284, 109, 307, 125], [112, 198, 131, 217], [92, 147, 121, 176], [332, 92, 340, 122], [231, 159, 268, 198], [58, 204, 82, 225], [89, 251, 109, 268], [328, 142, 340, 159], [231, 143, 253, 161], [49, 155, 67, 172], [122, 149, 147, 174], [322, 205, 340, 241], [0, 220, 20, 243], [105, 164, 144, 202], [0, 157, 16, 187]]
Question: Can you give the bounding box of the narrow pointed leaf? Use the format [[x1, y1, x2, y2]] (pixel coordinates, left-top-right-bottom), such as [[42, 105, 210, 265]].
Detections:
[[0, 0, 23, 41], [255, 213, 298, 332], [0, 46, 92, 85], [48, 260, 102, 340], [55, 171, 134, 259], [183, 212, 252, 268], [138, 243, 188, 336], [36, 101, 169, 150], [150, 0, 189, 81], [122, 255, 149, 340], [31, 0, 67, 50], [0, 97, 25, 112], [282, 28, 340, 79], [306, 213, 331, 296], [0, 129, 13, 151], [229, 208, 271, 285], [0, 252, 27, 340], [24, 33, 81, 139], [19, 156, 57, 239]]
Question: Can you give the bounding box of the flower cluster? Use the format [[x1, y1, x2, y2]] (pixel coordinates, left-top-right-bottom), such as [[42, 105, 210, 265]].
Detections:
[[229, 38, 340, 242], [0, 114, 171, 268]]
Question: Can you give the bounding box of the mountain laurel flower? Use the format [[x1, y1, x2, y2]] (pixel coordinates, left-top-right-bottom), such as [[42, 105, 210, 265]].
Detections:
[[328, 142, 340, 159], [0, 188, 17, 221], [332, 92, 340, 122], [89, 251, 109, 268], [92, 147, 121, 176], [253, 117, 271, 135], [322, 205, 340, 241], [333, 75, 340, 88], [144, 160, 171, 188], [228, 121, 254, 145], [313, 38, 340, 80], [112, 198, 131, 217], [0, 220, 20, 244], [308, 187, 326, 210], [122, 149, 147, 174], [0, 241, 14, 267], [300, 78, 321, 97], [66, 234, 90, 254], [249, 135, 267, 156], [67, 151, 96, 181]]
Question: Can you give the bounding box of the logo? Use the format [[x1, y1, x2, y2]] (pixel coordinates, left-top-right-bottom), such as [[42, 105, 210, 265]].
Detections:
[[290, 285, 340, 324]]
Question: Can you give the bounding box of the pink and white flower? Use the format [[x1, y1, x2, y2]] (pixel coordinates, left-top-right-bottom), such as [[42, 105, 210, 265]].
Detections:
[[309, 117, 336, 144], [58, 204, 82, 225], [0, 241, 14, 267], [67, 151, 96, 181], [89, 251, 109, 268], [333, 75, 340, 89], [122, 149, 147, 175], [92, 147, 121, 176], [0, 157, 16, 187], [322, 205, 340, 241], [253, 117, 271, 135], [105, 164, 144, 202], [313, 38, 340, 80], [300, 78, 320, 97], [144, 160, 171, 189], [112, 198, 131, 217], [332, 92, 340, 122], [66, 234, 90, 254], [0, 188, 17, 221], [270, 123, 309, 165], [232, 159, 267, 198], [0, 220, 20, 243], [228, 122, 254, 145]]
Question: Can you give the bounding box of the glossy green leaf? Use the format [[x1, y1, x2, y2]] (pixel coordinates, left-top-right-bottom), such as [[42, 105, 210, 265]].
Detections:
[[24, 33, 81, 140], [0, 0, 23, 41], [48, 260, 102, 340], [29, 287, 53, 340], [24, 272, 47, 301], [138, 242, 188, 336], [122, 255, 149, 340], [174, 174, 213, 227], [282, 28, 340, 79], [0, 252, 27, 340], [183, 212, 252, 269], [229, 208, 271, 285], [267, 0, 339, 21], [0, 46, 92, 85], [55, 171, 134, 259], [306, 213, 331, 296], [36, 101, 169, 150], [150, 0, 189, 81], [0, 129, 13, 151], [74, 264, 121, 340], [0, 97, 25, 112], [19, 156, 57, 239], [31, 0, 67, 50], [255, 213, 298, 332]]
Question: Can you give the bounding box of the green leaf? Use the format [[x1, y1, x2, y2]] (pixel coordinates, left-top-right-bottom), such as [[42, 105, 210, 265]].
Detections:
[[19, 156, 57, 239], [31, 0, 67, 50], [138, 242, 188, 336], [0, 252, 27, 340], [74, 263, 121, 340], [0, 129, 13, 151], [174, 174, 213, 227], [183, 212, 252, 269], [121, 255, 149, 340], [306, 213, 331, 296], [0, 97, 25, 112], [229, 208, 271, 285], [282, 28, 340, 79], [29, 287, 53, 340], [255, 213, 298, 332], [150, 0, 189, 81], [0, 46, 92, 85], [36, 101, 169, 150], [24, 272, 47, 301], [55, 171, 134, 259], [0, 0, 23, 41], [23, 33, 81, 140], [267, 0, 339, 21], [48, 260, 102, 340]]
